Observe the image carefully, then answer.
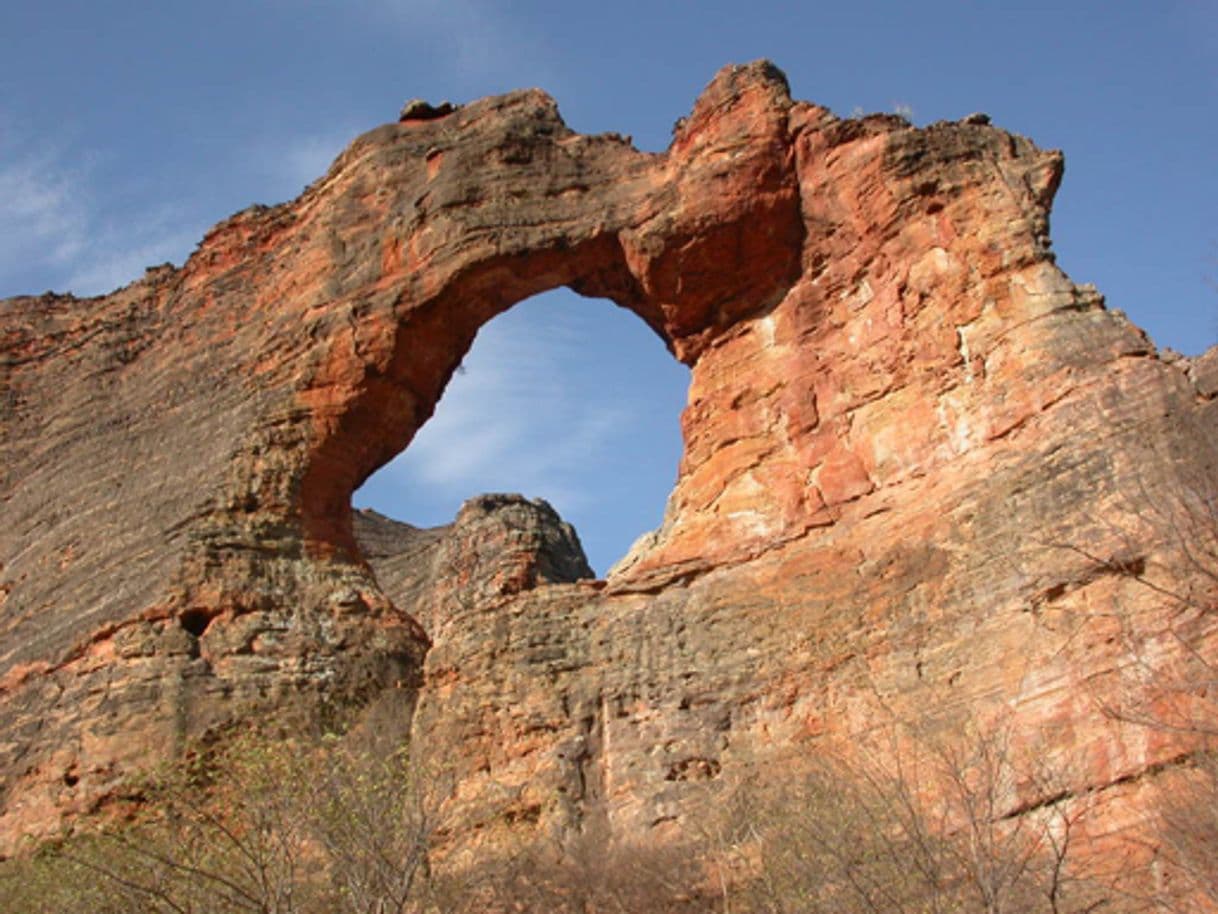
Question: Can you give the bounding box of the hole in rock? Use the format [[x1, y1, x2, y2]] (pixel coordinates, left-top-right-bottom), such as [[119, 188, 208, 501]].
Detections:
[[353, 288, 689, 578], [179, 608, 213, 638]]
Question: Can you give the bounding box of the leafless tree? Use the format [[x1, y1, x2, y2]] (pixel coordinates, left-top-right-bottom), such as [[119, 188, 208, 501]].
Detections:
[[0, 719, 452, 914], [305, 730, 449, 914], [1038, 412, 1218, 911], [461, 823, 704, 914], [703, 720, 1111, 914]]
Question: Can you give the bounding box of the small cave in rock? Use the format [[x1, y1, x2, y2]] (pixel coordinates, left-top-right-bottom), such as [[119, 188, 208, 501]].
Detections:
[[352, 288, 689, 578], [179, 608, 213, 638]]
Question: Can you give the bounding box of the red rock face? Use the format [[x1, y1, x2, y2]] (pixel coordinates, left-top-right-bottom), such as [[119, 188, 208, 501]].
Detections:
[[1, 59, 1216, 875]]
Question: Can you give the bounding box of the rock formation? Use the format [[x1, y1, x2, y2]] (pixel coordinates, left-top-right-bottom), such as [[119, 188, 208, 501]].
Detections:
[[2, 60, 1216, 878]]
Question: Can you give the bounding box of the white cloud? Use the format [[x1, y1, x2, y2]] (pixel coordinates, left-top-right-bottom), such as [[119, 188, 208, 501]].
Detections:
[[0, 138, 89, 284], [63, 221, 202, 297], [377, 298, 631, 514], [0, 0, 559, 300], [0, 122, 205, 298], [0, 119, 345, 299]]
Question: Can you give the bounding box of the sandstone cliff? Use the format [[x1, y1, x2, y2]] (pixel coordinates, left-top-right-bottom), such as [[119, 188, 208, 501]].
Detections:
[[1, 61, 1216, 875]]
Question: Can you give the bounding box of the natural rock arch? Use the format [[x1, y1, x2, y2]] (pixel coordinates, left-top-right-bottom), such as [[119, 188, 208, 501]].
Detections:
[[350, 287, 690, 579], [0, 60, 805, 847], [4, 57, 1214, 872], [293, 61, 803, 568]]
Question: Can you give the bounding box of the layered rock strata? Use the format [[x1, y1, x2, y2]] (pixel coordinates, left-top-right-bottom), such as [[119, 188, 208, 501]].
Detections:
[[1, 60, 1216, 870]]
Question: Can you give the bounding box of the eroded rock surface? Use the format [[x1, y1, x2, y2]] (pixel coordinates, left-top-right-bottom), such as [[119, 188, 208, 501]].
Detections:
[[2, 60, 1216, 870], [355, 496, 593, 640]]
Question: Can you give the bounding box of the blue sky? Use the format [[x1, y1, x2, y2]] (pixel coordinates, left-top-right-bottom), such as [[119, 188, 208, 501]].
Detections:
[[3, 1, 1214, 574]]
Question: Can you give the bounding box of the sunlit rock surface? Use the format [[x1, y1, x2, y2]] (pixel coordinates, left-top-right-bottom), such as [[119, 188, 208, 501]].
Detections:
[[2, 61, 1216, 870]]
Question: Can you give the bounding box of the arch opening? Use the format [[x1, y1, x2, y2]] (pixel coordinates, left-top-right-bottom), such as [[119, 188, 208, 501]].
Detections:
[[352, 287, 690, 577]]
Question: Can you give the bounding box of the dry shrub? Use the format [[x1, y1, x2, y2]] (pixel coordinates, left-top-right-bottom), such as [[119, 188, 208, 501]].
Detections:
[[0, 719, 450, 914], [445, 824, 708, 914], [703, 723, 1115, 914]]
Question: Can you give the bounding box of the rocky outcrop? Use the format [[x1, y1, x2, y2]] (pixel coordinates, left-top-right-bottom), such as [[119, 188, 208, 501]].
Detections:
[[2, 60, 1216, 869], [355, 496, 593, 640]]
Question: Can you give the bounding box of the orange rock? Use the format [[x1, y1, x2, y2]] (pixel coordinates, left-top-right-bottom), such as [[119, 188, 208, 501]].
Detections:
[[1, 60, 1215, 892]]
